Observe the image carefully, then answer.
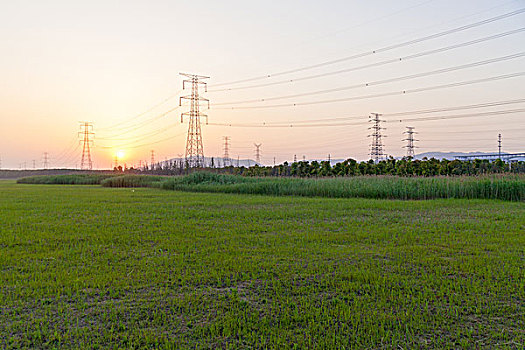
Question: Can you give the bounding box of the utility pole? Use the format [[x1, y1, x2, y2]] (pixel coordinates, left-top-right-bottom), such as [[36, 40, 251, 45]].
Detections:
[[43, 152, 49, 169], [179, 73, 209, 168], [403, 126, 418, 159], [273, 157, 276, 166], [498, 133, 502, 158], [33, 160, 36, 169], [294, 154, 297, 163], [114, 155, 118, 169], [237, 155, 240, 167], [223, 136, 231, 167], [254, 143, 262, 164], [328, 154, 331, 163], [79, 122, 94, 170], [368, 113, 385, 163]]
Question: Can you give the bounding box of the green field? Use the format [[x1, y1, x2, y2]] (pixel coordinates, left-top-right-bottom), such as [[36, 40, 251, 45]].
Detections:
[[1, 180, 524, 349]]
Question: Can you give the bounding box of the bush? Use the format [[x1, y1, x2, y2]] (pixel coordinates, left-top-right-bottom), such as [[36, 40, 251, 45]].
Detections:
[[101, 175, 167, 188], [17, 174, 116, 185]]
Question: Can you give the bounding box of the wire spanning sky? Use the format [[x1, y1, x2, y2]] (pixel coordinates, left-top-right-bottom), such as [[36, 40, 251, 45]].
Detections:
[[0, 0, 524, 168]]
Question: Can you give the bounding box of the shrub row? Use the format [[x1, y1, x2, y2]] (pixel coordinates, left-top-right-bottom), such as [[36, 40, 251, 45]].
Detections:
[[17, 172, 525, 201], [160, 173, 524, 201], [17, 174, 116, 185]]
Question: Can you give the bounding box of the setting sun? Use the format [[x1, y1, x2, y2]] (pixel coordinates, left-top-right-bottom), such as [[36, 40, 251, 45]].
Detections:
[[116, 151, 125, 159]]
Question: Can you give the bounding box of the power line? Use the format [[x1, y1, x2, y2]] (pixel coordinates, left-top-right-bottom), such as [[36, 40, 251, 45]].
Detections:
[[210, 27, 525, 92], [240, 98, 525, 126], [97, 122, 181, 149], [55, 143, 81, 168], [98, 89, 183, 131], [214, 52, 525, 105], [108, 132, 186, 150], [297, 0, 437, 47], [392, 108, 525, 123], [211, 8, 525, 87], [383, 98, 525, 117], [98, 105, 182, 139], [214, 71, 525, 110], [208, 107, 525, 129], [210, 98, 525, 127], [96, 122, 179, 141]]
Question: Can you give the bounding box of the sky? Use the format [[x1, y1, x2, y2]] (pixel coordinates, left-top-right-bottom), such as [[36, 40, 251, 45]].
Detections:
[[0, 0, 524, 168]]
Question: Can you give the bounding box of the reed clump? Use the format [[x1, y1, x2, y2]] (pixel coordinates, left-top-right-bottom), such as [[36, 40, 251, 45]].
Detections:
[[17, 174, 116, 185], [160, 172, 524, 201]]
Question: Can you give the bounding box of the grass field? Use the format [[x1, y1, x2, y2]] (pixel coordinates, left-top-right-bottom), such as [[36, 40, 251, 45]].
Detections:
[[1, 181, 524, 348]]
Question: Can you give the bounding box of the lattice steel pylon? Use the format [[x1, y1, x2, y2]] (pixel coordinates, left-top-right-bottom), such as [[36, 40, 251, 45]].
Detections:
[[79, 122, 94, 170], [403, 126, 418, 159], [223, 136, 231, 167], [498, 133, 502, 158], [254, 143, 262, 164], [368, 113, 386, 163], [43, 152, 49, 169], [179, 73, 210, 168]]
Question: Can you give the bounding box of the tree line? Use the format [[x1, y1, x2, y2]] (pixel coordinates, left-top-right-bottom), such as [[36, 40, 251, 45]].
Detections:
[[129, 157, 525, 177]]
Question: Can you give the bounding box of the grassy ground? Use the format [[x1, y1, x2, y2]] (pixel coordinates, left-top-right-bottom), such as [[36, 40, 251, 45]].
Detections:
[[0, 181, 523, 349]]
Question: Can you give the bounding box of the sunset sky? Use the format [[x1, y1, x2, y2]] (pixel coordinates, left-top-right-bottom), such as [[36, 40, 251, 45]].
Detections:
[[0, 0, 524, 169]]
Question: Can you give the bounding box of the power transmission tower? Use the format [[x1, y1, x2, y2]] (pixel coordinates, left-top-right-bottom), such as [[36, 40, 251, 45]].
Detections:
[[32, 160, 36, 169], [179, 73, 209, 168], [403, 126, 418, 159], [294, 154, 297, 163], [79, 122, 94, 170], [0, 155, 2, 169], [43, 152, 49, 169], [368, 113, 386, 163], [237, 155, 240, 167], [151, 150, 155, 169], [223, 136, 231, 167], [498, 133, 502, 158], [254, 143, 262, 164]]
